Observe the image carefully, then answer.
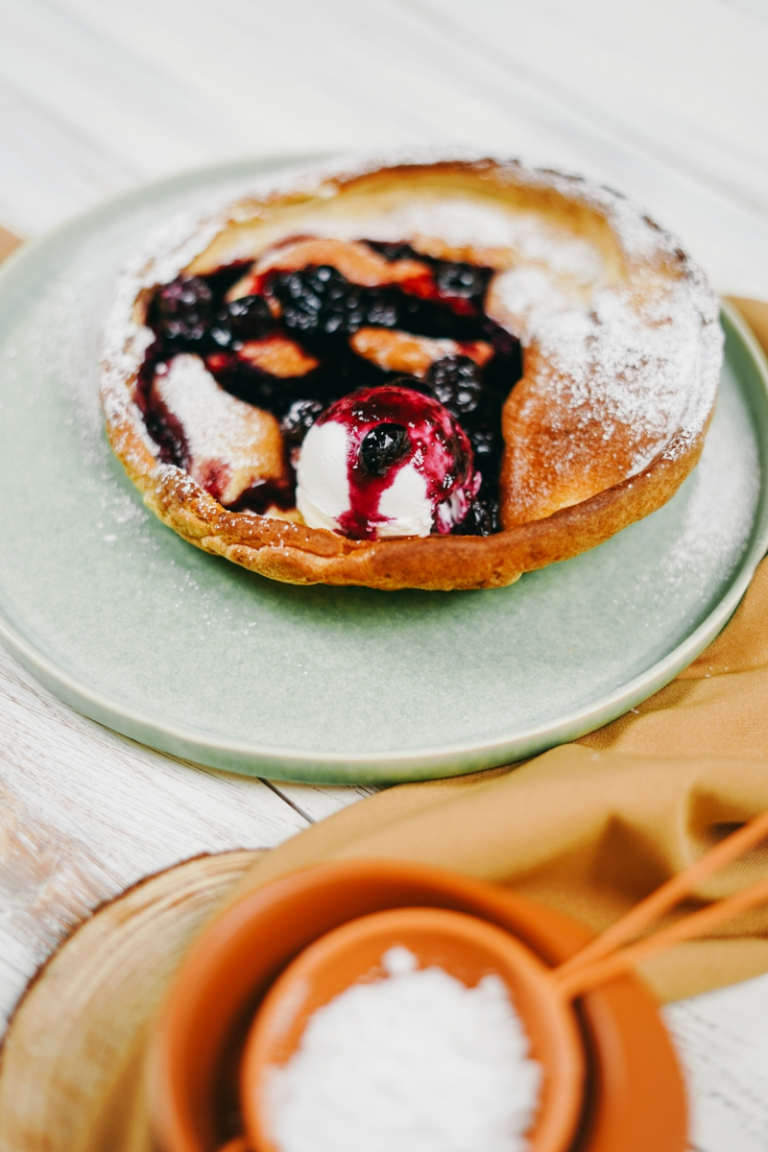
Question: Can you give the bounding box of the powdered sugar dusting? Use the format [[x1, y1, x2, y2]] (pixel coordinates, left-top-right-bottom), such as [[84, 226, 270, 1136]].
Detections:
[[661, 372, 760, 596], [524, 278, 718, 473], [100, 212, 223, 458], [290, 198, 605, 285], [490, 268, 721, 482], [153, 354, 285, 505]]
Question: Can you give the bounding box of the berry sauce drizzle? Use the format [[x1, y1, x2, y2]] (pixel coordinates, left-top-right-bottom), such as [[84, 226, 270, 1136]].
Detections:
[[138, 241, 523, 534]]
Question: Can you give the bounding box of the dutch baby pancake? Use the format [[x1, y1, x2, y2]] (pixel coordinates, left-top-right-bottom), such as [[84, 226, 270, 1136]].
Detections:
[[100, 156, 722, 590]]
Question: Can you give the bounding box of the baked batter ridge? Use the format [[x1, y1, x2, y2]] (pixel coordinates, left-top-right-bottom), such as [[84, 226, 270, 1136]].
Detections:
[[100, 156, 722, 591]]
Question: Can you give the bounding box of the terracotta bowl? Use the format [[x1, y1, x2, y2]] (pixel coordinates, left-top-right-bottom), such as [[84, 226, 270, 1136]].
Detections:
[[148, 858, 687, 1152], [241, 905, 585, 1152]]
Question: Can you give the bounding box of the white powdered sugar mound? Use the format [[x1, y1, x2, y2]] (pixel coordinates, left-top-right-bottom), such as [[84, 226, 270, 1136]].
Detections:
[[265, 946, 542, 1152]]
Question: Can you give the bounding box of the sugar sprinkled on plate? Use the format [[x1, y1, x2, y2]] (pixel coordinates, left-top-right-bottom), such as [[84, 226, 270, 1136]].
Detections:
[[264, 946, 542, 1152]]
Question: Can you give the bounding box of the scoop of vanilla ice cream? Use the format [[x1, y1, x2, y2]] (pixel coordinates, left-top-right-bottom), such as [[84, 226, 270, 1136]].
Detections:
[[295, 385, 478, 541], [376, 463, 433, 537], [297, 419, 434, 537], [296, 421, 353, 533]]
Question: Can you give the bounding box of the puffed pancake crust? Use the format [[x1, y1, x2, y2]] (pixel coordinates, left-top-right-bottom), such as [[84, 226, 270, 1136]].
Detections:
[[100, 156, 723, 591]]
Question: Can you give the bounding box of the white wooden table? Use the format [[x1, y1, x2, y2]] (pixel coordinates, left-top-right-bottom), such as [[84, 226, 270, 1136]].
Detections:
[[1, 3, 768, 1149]]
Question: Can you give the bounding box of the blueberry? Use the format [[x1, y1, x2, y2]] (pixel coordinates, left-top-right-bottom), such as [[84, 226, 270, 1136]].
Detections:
[[362, 290, 400, 329], [359, 423, 410, 477], [434, 261, 492, 301], [281, 399, 325, 446], [209, 325, 234, 348], [426, 356, 484, 417], [454, 496, 500, 536], [467, 421, 503, 465], [269, 266, 411, 339], [152, 276, 213, 346], [217, 295, 274, 344], [270, 266, 368, 337]]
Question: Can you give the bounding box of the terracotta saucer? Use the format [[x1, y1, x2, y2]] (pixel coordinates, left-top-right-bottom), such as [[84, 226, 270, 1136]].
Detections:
[[150, 858, 687, 1152]]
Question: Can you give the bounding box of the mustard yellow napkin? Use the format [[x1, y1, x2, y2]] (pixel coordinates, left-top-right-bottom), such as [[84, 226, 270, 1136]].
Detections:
[[221, 554, 768, 1003]]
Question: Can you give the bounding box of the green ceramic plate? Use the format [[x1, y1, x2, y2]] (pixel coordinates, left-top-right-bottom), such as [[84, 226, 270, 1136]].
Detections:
[[0, 158, 767, 784]]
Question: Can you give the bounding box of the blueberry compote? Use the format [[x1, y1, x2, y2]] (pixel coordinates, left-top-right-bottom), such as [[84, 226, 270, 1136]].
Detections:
[[139, 241, 523, 533]]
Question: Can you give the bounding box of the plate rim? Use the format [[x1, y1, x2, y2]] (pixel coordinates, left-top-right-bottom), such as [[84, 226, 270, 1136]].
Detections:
[[0, 160, 766, 783]]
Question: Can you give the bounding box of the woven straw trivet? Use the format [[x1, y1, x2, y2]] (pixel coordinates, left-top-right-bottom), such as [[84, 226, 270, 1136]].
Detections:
[[0, 851, 260, 1152]]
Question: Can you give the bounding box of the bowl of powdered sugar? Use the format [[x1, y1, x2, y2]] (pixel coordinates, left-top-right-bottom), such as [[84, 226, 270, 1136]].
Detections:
[[241, 907, 583, 1152], [148, 859, 685, 1152], [257, 947, 537, 1152]]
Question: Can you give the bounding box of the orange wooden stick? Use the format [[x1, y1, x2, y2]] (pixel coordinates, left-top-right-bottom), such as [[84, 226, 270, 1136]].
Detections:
[[552, 874, 768, 1000], [553, 807, 768, 989]]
